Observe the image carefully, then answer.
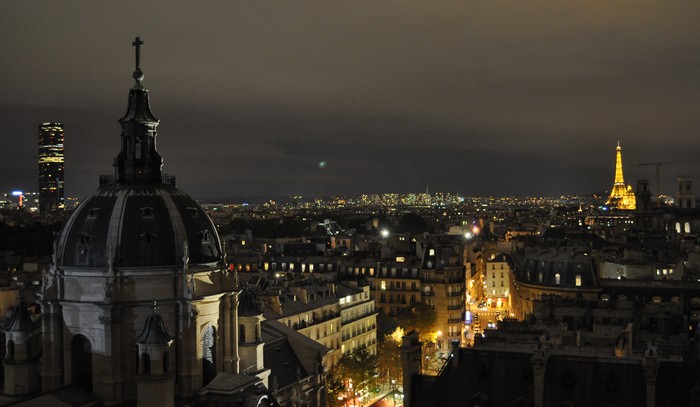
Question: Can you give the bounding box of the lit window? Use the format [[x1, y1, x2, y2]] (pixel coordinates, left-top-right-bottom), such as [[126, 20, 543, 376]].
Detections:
[[381, 281, 386, 290], [429, 249, 435, 256], [554, 273, 561, 284], [575, 275, 581, 287]]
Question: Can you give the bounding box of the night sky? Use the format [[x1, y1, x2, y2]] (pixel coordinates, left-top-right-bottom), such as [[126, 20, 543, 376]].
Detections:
[[1, 2, 699, 201]]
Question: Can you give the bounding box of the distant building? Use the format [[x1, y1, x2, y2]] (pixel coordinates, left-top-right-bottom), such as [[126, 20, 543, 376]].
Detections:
[[37, 122, 65, 214], [419, 241, 466, 350], [484, 253, 510, 307], [605, 142, 636, 210], [676, 176, 696, 209]]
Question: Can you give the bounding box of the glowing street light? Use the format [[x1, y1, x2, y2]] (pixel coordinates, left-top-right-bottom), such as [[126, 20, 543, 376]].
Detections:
[[380, 229, 390, 239]]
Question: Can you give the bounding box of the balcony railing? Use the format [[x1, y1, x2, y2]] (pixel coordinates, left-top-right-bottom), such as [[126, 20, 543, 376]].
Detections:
[[292, 312, 341, 330]]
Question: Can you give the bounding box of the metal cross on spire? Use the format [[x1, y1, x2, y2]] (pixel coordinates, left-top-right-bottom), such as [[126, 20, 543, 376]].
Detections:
[[132, 36, 144, 82], [152, 299, 159, 314]]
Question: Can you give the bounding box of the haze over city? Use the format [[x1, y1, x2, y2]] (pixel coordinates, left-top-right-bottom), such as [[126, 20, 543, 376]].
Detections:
[[1, 1, 699, 201]]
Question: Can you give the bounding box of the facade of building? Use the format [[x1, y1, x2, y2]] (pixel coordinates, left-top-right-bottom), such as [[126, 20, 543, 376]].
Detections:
[[370, 258, 422, 316], [337, 282, 377, 358], [509, 248, 600, 319], [38, 122, 65, 214], [261, 284, 344, 366], [420, 242, 466, 350], [484, 253, 510, 308], [258, 280, 379, 369]]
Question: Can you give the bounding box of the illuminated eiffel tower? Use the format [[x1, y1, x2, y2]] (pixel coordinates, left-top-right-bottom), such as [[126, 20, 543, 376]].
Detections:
[[605, 142, 636, 210]]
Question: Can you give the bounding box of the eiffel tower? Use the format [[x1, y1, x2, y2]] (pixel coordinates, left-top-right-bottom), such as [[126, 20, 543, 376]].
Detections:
[[605, 142, 636, 210]]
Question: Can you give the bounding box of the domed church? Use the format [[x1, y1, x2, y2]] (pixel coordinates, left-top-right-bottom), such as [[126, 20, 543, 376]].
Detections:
[[31, 38, 274, 406]]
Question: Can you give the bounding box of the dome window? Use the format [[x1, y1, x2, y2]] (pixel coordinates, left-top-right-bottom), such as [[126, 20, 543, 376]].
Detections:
[[79, 234, 91, 244], [200, 230, 210, 243], [141, 232, 155, 243], [88, 208, 100, 218], [187, 207, 198, 217], [140, 207, 154, 218]]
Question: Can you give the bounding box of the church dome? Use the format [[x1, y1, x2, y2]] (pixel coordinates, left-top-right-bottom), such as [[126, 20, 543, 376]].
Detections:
[[56, 185, 221, 268], [55, 39, 222, 269]]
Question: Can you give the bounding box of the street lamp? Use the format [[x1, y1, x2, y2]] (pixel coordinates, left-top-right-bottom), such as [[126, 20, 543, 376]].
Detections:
[[380, 229, 390, 239]]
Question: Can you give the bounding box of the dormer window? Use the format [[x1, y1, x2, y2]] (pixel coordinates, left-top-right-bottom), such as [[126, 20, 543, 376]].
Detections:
[[140, 207, 154, 218], [199, 230, 210, 243]]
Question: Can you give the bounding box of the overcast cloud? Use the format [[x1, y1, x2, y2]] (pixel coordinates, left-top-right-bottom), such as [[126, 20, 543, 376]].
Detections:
[[1, 1, 699, 200]]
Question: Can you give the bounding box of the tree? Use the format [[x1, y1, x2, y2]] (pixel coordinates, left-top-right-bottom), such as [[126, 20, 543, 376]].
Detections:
[[376, 308, 399, 339], [335, 348, 378, 403], [325, 368, 346, 407], [397, 212, 428, 234], [376, 332, 402, 388], [397, 302, 437, 342]]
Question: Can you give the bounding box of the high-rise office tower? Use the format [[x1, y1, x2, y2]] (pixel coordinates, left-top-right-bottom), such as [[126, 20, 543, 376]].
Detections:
[[38, 122, 65, 213]]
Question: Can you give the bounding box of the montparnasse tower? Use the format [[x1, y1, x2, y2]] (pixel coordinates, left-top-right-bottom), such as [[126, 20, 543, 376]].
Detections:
[[605, 142, 636, 210]]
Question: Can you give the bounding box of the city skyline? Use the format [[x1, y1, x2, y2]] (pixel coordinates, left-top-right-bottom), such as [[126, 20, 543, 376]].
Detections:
[[1, 2, 700, 201]]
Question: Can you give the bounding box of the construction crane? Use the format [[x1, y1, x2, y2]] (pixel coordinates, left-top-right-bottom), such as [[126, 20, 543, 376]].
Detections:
[[638, 162, 662, 197]]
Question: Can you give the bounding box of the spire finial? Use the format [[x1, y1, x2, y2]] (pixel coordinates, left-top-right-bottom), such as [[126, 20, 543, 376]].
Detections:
[[132, 36, 144, 82], [152, 299, 158, 314]]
